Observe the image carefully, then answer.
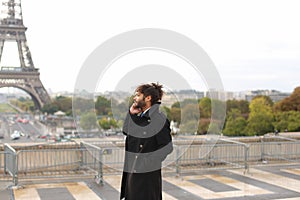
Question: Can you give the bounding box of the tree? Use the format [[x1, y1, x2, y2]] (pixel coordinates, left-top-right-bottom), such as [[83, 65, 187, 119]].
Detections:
[[226, 99, 249, 115], [238, 100, 250, 115], [111, 100, 128, 119], [179, 119, 198, 134], [80, 112, 98, 130], [10, 97, 35, 113], [171, 101, 180, 108], [273, 111, 289, 132], [197, 118, 210, 135], [245, 97, 274, 136], [274, 111, 300, 132], [199, 97, 211, 118], [179, 103, 200, 134], [223, 109, 247, 136], [54, 96, 72, 115], [169, 107, 181, 124], [41, 96, 72, 115], [95, 96, 111, 116], [166, 101, 181, 124], [252, 95, 274, 107], [274, 86, 300, 112], [211, 99, 226, 124], [180, 99, 198, 107], [287, 111, 300, 131], [161, 106, 170, 119], [41, 103, 59, 114], [72, 97, 95, 115], [98, 117, 118, 130], [181, 103, 199, 123]]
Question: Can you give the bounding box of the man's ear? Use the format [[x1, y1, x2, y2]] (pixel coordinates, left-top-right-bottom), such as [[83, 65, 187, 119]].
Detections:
[[145, 95, 151, 102]]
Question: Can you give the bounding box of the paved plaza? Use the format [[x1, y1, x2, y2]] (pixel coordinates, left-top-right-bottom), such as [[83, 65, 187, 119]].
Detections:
[[1, 163, 300, 200]]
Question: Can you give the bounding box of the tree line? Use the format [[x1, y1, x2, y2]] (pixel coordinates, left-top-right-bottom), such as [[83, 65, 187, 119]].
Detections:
[[13, 86, 300, 136], [223, 87, 300, 136]]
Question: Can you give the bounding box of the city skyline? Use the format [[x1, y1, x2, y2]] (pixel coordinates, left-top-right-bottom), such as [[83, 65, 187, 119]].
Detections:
[[0, 0, 299, 94]]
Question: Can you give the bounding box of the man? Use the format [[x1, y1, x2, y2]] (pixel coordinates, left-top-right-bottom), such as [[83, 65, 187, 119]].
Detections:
[[120, 83, 173, 200]]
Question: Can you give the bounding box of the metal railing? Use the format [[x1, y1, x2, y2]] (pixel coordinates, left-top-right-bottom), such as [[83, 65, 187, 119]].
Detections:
[[171, 138, 249, 174], [2, 142, 100, 185], [80, 140, 125, 176], [83, 138, 250, 177], [0, 146, 15, 186], [1, 135, 300, 186], [261, 136, 300, 162], [3, 144, 17, 185], [80, 142, 104, 185]]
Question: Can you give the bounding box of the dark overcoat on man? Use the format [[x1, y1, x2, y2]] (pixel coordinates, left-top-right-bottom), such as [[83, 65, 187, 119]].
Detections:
[[120, 103, 173, 200]]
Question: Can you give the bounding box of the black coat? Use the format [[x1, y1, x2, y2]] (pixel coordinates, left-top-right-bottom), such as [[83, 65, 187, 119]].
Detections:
[[120, 104, 173, 200]]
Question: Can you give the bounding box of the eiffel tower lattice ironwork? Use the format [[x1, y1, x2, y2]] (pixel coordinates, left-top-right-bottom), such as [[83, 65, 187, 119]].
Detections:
[[0, 0, 50, 109]]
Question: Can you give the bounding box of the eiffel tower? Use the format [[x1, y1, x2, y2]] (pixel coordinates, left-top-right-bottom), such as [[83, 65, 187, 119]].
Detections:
[[0, 0, 50, 109]]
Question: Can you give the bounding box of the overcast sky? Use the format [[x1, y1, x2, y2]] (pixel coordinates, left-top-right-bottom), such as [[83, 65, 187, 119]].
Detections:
[[1, 0, 299, 93]]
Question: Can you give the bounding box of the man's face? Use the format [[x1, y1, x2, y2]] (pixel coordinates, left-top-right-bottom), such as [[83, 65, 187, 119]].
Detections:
[[133, 91, 146, 109]]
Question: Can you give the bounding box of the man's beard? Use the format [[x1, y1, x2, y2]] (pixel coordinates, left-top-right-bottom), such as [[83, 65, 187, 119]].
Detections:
[[135, 99, 146, 109]]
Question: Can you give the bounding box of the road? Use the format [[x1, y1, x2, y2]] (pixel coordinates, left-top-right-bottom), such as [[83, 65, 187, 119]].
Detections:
[[0, 113, 46, 143]]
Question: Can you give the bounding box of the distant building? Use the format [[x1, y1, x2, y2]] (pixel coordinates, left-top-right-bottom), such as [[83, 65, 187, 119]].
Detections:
[[244, 90, 290, 102], [40, 88, 292, 107], [163, 90, 204, 107], [98, 91, 131, 103], [93, 90, 205, 107], [205, 89, 228, 101]]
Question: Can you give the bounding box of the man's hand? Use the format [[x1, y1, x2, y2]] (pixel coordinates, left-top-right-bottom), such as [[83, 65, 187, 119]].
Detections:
[[129, 102, 142, 115]]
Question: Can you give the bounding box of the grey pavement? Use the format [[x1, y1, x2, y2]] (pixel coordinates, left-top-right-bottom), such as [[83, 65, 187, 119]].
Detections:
[[0, 184, 12, 200], [4, 164, 300, 200]]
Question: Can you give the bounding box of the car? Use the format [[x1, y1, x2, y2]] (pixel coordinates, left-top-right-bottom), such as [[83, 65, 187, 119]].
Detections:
[[11, 130, 21, 140], [22, 119, 29, 124], [16, 118, 29, 124]]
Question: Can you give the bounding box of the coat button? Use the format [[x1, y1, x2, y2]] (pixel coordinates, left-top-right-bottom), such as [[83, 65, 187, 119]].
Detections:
[[139, 144, 143, 148], [135, 155, 138, 159], [143, 131, 147, 135]]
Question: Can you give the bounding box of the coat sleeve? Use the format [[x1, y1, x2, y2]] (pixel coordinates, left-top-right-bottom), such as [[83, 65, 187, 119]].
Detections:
[[122, 111, 142, 135], [122, 111, 130, 136]]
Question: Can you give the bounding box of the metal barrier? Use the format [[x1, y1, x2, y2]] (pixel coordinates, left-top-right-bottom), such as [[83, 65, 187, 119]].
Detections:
[[80, 142, 104, 185], [1, 135, 300, 186], [260, 136, 300, 163], [3, 144, 17, 185], [171, 138, 249, 174], [0, 147, 14, 188], [3, 142, 100, 185], [83, 138, 250, 178], [80, 141, 124, 177], [82, 135, 300, 179]]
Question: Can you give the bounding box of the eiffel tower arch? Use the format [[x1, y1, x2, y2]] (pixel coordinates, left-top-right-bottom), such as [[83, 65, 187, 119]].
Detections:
[[0, 0, 50, 109]]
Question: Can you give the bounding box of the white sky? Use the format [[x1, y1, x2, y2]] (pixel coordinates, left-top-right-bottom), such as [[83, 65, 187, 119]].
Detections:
[[1, 0, 300, 93]]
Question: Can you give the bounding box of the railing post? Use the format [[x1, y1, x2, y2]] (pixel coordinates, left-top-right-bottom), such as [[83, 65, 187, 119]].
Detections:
[[4, 152, 7, 175], [261, 136, 265, 162], [4, 143, 18, 186], [244, 144, 249, 174], [79, 142, 84, 167], [175, 145, 180, 175], [95, 148, 104, 185], [14, 152, 18, 186]]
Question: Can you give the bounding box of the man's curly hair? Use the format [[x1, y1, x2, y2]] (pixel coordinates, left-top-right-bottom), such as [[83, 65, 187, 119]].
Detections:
[[135, 82, 164, 105]]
